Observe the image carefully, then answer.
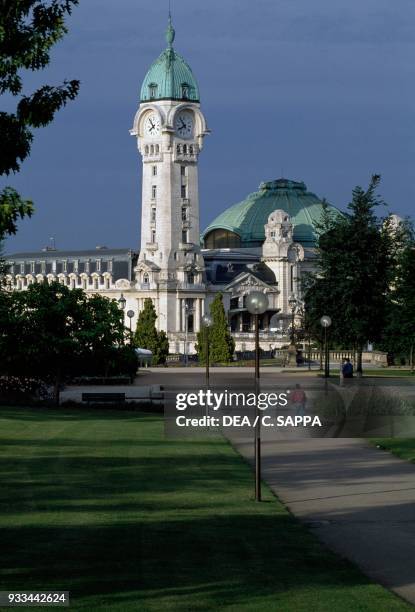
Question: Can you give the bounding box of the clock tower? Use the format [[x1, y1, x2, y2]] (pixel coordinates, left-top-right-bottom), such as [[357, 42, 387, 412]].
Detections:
[[130, 17, 209, 339]]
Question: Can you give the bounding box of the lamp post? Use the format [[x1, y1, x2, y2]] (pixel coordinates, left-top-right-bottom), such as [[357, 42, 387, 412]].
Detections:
[[287, 294, 298, 366], [118, 293, 127, 344], [246, 290, 269, 502], [127, 310, 135, 343], [202, 314, 213, 388], [320, 315, 332, 378]]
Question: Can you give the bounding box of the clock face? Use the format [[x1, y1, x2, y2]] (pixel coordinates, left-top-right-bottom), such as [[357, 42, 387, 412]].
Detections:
[[144, 113, 161, 137], [174, 112, 194, 139]]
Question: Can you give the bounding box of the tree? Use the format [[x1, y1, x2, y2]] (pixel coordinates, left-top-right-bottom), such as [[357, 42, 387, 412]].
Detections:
[[196, 293, 234, 364], [134, 298, 169, 365], [0, 281, 134, 404], [381, 230, 415, 368], [304, 176, 396, 374], [0, 1, 80, 237]]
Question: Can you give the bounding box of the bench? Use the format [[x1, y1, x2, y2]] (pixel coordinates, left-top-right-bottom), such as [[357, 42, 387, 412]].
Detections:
[[81, 392, 126, 405]]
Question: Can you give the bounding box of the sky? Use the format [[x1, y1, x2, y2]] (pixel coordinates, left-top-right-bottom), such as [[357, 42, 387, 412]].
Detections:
[[3, 0, 415, 254]]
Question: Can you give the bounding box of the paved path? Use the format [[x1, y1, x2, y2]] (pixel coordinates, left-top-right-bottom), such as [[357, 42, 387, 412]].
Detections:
[[230, 436, 415, 605]]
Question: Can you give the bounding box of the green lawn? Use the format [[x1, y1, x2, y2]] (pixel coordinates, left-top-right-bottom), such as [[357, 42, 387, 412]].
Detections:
[[0, 408, 411, 611], [373, 439, 415, 463]]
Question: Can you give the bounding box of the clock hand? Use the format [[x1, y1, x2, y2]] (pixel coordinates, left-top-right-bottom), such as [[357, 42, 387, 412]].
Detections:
[[180, 119, 186, 129]]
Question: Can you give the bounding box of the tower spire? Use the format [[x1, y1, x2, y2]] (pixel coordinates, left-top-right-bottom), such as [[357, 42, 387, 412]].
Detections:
[[166, 6, 175, 48]]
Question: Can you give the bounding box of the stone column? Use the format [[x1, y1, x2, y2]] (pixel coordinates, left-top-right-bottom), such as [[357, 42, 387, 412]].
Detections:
[[176, 297, 181, 332], [195, 298, 201, 332]]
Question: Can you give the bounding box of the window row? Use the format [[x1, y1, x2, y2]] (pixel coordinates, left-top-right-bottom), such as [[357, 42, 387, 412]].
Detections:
[[9, 260, 112, 275], [148, 83, 190, 100], [176, 144, 195, 156], [9, 274, 114, 291], [144, 144, 160, 156]]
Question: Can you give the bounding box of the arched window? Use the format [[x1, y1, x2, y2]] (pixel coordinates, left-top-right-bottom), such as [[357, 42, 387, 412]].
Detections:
[[156, 144, 160, 154], [150, 145, 154, 155], [204, 229, 241, 249], [145, 145, 149, 155], [189, 145, 194, 155], [187, 271, 195, 285], [183, 144, 187, 155], [149, 83, 157, 99], [181, 83, 189, 99], [177, 144, 181, 154]]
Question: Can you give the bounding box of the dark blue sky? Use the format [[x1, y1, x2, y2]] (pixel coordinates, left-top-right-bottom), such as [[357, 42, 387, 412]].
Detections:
[[4, 0, 415, 253]]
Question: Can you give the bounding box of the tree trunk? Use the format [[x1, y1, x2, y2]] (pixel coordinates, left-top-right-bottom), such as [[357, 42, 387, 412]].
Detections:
[[356, 347, 363, 377], [54, 370, 61, 407], [319, 342, 323, 371]]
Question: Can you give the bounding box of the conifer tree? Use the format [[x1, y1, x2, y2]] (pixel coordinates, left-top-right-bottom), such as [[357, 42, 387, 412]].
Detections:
[[196, 293, 234, 364], [134, 298, 169, 365], [304, 176, 395, 374]]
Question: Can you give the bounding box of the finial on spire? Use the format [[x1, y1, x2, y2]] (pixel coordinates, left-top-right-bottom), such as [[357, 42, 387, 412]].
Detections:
[[166, 5, 175, 47]]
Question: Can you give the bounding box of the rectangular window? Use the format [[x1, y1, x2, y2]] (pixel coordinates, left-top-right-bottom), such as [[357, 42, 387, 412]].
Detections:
[[30, 261, 35, 273], [181, 206, 188, 221], [41, 261, 46, 274], [152, 165, 157, 176], [151, 207, 156, 223], [85, 260, 90, 273], [52, 260, 57, 273], [74, 260, 79, 272], [151, 229, 156, 243], [181, 166, 186, 177], [108, 260, 113, 272], [63, 260, 67, 272], [181, 184, 187, 198], [152, 185, 157, 199], [182, 230, 188, 244], [20, 263, 25, 274], [96, 259, 101, 272]]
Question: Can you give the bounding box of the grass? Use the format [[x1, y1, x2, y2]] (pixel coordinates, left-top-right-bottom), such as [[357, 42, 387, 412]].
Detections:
[[373, 439, 415, 463], [0, 408, 412, 611]]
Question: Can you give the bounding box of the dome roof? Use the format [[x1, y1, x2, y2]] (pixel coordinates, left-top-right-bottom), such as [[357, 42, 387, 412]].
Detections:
[[140, 18, 199, 103], [202, 178, 343, 247]]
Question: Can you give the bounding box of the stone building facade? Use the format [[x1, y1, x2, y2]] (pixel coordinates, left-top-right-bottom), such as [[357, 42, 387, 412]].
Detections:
[[5, 18, 342, 355]]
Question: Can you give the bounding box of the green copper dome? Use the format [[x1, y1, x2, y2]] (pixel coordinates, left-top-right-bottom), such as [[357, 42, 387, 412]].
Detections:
[[140, 18, 200, 103], [202, 179, 342, 248]]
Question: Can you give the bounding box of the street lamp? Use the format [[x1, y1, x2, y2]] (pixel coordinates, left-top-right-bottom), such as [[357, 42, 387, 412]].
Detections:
[[320, 315, 332, 378], [118, 293, 126, 311], [287, 294, 298, 366], [246, 290, 269, 502], [202, 314, 213, 388]]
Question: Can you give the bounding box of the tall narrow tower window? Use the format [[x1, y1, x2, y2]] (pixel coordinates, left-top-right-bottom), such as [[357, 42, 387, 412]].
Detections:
[[151, 206, 156, 222], [149, 83, 158, 99], [152, 165, 157, 176], [181, 166, 186, 177], [182, 230, 188, 244], [181, 184, 187, 198], [152, 185, 157, 199], [181, 206, 188, 221], [151, 229, 156, 243]]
